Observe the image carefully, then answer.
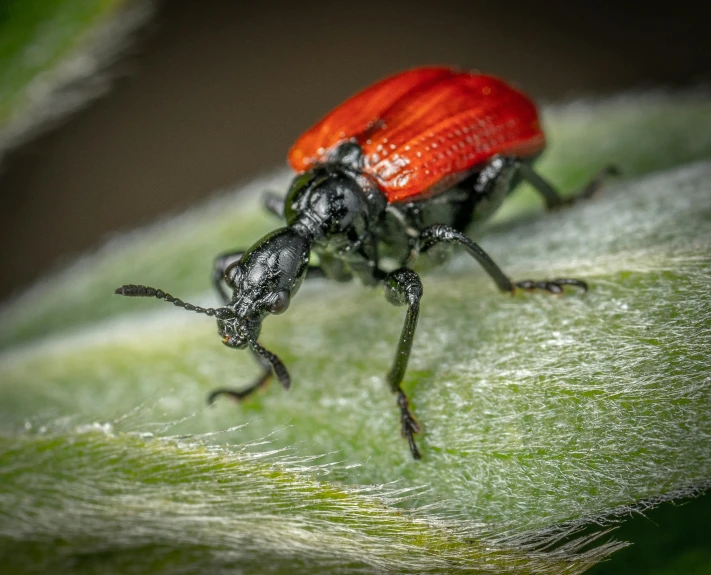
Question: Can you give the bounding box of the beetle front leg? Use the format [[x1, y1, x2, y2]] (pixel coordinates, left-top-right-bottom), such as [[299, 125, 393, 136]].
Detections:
[[207, 348, 272, 405], [417, 224, 587, 295], [383, 268, 424, 459], [518, 163, 619, 210]]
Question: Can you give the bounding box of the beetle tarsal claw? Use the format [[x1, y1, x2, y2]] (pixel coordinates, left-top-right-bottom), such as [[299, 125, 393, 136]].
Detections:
[[514, 278, 588, 294]]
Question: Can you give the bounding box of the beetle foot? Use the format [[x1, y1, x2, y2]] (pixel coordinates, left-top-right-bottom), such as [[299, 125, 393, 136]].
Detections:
[[557, 164, 621, 209], [397, 389, 421, 459], [580, 164, 621, 199], [207, 373, 271, 405], [514, 278, 588, 295], [207, 388, 252, 404]]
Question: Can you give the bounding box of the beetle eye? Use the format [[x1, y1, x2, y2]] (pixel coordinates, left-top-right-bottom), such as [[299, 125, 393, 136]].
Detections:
[[267, 290, 290, 315], [224, 262, 241, 286]]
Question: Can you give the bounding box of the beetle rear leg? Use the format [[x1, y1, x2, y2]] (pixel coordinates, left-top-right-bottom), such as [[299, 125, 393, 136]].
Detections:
[[519, 163, 619, 210], [417, 224, 587, 294], [208, 348, 272, 404], [383, 267, 424, 459]]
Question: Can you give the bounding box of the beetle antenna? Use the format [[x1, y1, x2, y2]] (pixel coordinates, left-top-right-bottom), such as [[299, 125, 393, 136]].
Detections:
[[249, 337, 291, 390], [114, 284, 233, 318]]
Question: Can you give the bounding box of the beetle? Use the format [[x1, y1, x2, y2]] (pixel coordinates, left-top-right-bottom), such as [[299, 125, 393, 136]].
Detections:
[[115, 66, 615, 459]]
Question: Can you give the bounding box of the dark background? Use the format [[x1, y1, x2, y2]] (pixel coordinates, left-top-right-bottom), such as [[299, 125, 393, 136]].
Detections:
[[1, 0, 710, 299]]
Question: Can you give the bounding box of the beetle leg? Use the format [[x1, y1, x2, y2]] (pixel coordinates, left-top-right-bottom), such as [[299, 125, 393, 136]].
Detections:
[[207, 348, 272, 404], [514, 277, 588, 294], [518, 163, 620, 209], [416, 224, 587, 295], [383, 267, 424, 459], [417, 224, 514, 292], [262, 190, 286, 218], [212, 250, 246, 304]]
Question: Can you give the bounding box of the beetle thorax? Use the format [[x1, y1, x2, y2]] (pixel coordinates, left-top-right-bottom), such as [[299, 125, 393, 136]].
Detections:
[[284, 163, 386, 244]]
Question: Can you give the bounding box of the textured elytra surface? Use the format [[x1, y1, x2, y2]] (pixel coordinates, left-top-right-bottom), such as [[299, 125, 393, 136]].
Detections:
[[0, 97, 710, 573], [289, 67, 544, 201]]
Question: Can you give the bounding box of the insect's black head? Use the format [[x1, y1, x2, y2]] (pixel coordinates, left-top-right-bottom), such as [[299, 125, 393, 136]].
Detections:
[[114, 227, 311, 391], [218, 227, 311, 348]]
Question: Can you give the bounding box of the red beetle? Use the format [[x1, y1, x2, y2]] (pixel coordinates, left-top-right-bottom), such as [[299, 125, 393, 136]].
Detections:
[[117, 67, 613, 459]]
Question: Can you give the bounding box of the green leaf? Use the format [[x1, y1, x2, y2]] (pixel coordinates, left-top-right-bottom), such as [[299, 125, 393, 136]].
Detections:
[[1, 96, 710, 572], [0, 428, 617, 574]]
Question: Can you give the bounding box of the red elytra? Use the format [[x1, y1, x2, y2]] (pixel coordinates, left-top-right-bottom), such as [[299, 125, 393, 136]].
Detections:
[[288, 67, 545, 203]]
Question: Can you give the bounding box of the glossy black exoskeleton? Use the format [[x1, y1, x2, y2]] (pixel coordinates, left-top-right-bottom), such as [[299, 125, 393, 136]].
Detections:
[[116, 143, 615, 459]]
